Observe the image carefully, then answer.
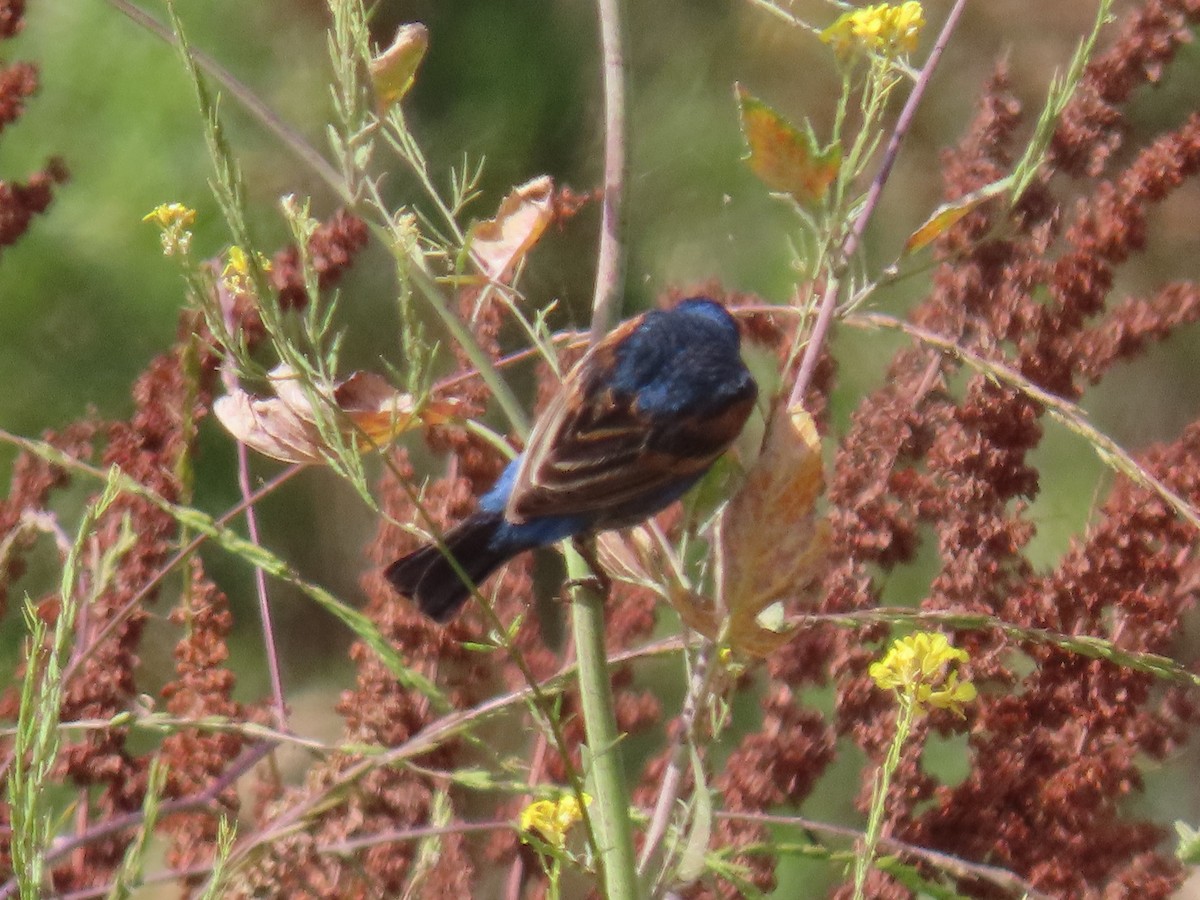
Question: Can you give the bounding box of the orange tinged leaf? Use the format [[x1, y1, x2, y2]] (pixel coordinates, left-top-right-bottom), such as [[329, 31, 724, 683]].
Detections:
[[736, 84, 840, 209], [905, 176, 1011, 254], [468, 175, 555, 284]]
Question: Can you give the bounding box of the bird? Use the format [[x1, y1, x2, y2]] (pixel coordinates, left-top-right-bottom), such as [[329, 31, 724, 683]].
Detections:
[[385, 297, 759, 623]]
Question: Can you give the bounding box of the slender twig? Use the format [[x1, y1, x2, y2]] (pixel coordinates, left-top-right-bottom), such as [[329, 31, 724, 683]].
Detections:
[[59, 465, 304, 688], [324, 819, 507, 856], [0, 713, 329, 751], [220, 280, 287, 727], [744, 0, 823, 37], [717, 811, 1052, 899], [787, 0, 970, 408], [505, 642, 577, 900], [637, 639, 715, 877], [236, 443, 288, 728], [588, 0, 629, 341]]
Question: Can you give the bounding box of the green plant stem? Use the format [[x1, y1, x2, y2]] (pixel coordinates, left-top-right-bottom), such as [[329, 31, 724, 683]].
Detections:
[[567, 0, 640, 893], [853, 695, 917, 898], [567, 547, 641, 900], [406, 264, 530, 436]]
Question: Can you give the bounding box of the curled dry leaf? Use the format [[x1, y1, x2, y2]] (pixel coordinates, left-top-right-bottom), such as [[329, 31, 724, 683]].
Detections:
[[214, 364, 462, 464], [595, 524, 681, 598], [369, 23, 429, 113], [671, 404, 827, 657], [468, 175, 555, 284]]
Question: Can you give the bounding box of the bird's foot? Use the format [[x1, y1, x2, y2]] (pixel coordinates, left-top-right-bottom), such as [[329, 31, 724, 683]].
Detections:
[[563, 574, 608, 597], [565, 537, 613, 598]]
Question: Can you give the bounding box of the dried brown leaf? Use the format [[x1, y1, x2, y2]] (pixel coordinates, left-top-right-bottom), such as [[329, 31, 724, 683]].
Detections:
[[720, 404, 827, 655], [468, 175, 554, 283], [214, 365, 461, 464]]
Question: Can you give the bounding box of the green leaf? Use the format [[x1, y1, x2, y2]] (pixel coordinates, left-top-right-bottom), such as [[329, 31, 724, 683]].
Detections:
[[677, 743, 714, 881], [1176, 821, 1200, 863], [369, 23, 429, 111]]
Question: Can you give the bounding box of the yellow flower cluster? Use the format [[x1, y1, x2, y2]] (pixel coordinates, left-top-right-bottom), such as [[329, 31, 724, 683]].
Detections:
[[221, 245, 273, 295], [142, 202, 196, 257], [821, 2, 925, 60], [869, 631, 976, 716], [518, 792, 591, 849]]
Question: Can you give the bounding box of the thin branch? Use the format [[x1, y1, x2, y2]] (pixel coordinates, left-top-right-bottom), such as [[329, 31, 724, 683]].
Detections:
[[719, 811, 1052, 899], [637, 638, 715, 877], [236, 443, 288, 728], [0, 713, 330, 752], [787, 0, 970, 408], [504, 642, 577, 900], [219, 281, 288, 728], [743, 0, 823, 37], [588, 0, 629, 340], [323, 820, 507, 856]]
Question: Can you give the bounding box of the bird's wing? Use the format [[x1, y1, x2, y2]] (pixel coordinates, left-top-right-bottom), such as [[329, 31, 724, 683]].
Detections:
[[505, 348, 753, 523]]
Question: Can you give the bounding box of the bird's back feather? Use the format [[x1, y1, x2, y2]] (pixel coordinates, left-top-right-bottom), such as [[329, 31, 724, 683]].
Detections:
[[507, 300, 757, 525]]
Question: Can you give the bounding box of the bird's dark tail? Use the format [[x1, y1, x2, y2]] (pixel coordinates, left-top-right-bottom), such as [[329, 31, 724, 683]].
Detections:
[[384, 512, 517, 623]]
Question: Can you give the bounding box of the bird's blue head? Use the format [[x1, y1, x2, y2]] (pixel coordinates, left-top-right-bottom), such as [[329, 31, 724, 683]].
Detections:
[[672, 296, 741, 345]]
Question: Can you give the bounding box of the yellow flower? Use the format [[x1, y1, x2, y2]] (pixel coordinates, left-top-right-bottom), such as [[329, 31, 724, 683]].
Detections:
[[518, 792, 591, 849], [917, 671, 977, 714], [142, 202, 196, 228], [869, 631, 975, 716], [222, 246, 272, 295], [821, 2, 925, 60], [143, 203, 197, 256]]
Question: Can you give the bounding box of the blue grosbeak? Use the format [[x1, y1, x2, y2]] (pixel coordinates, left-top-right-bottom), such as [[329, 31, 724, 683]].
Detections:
[[385, 297, 759, 622]]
